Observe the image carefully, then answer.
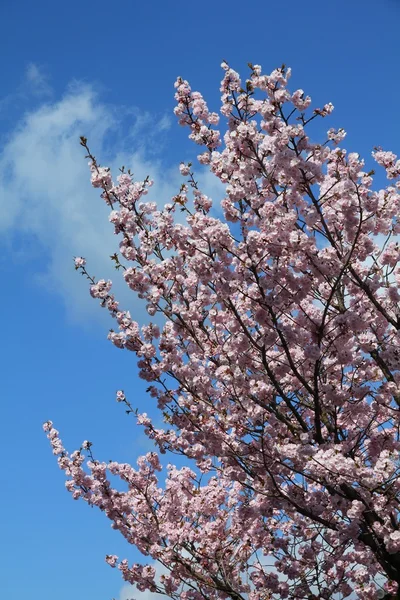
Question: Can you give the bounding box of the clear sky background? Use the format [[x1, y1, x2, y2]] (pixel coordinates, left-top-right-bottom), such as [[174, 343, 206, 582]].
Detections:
[[1, 1, 400, 599]]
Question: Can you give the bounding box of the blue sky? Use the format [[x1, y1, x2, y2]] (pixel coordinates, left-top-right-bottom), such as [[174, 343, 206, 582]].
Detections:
[[1, 1, 400, 599]]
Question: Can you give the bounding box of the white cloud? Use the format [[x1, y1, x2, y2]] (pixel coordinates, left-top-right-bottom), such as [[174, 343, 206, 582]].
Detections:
[[0, 81, 182, 327], [119, 584, 135, 600], [25, 63, 52, 96], [0, 75, 228, 329]]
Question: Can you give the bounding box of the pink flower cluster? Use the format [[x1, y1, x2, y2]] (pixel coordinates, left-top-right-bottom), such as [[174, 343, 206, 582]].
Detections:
[[45, 63, 400, 600]]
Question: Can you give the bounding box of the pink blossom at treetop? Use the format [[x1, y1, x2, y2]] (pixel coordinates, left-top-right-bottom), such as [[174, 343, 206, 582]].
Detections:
[[45, 62, 400, 599]]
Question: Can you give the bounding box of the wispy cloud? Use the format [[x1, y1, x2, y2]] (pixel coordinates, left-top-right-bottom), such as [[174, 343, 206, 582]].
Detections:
[[1, 73, 227, 329], [25, 63, 52, 96], [0, 80, 181, 327]]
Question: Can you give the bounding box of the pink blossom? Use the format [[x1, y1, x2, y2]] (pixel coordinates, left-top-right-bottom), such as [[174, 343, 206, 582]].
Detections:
[[105, 554, 118, 568], [116, 390, 126, 403], [45, 62, 400, 600], [74, 256, 86, 268], [179, 162, 191, 176]]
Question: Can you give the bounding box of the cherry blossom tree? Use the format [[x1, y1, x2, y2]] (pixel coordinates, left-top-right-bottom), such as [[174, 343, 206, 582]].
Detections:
[[44, 62, 400, 600]]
